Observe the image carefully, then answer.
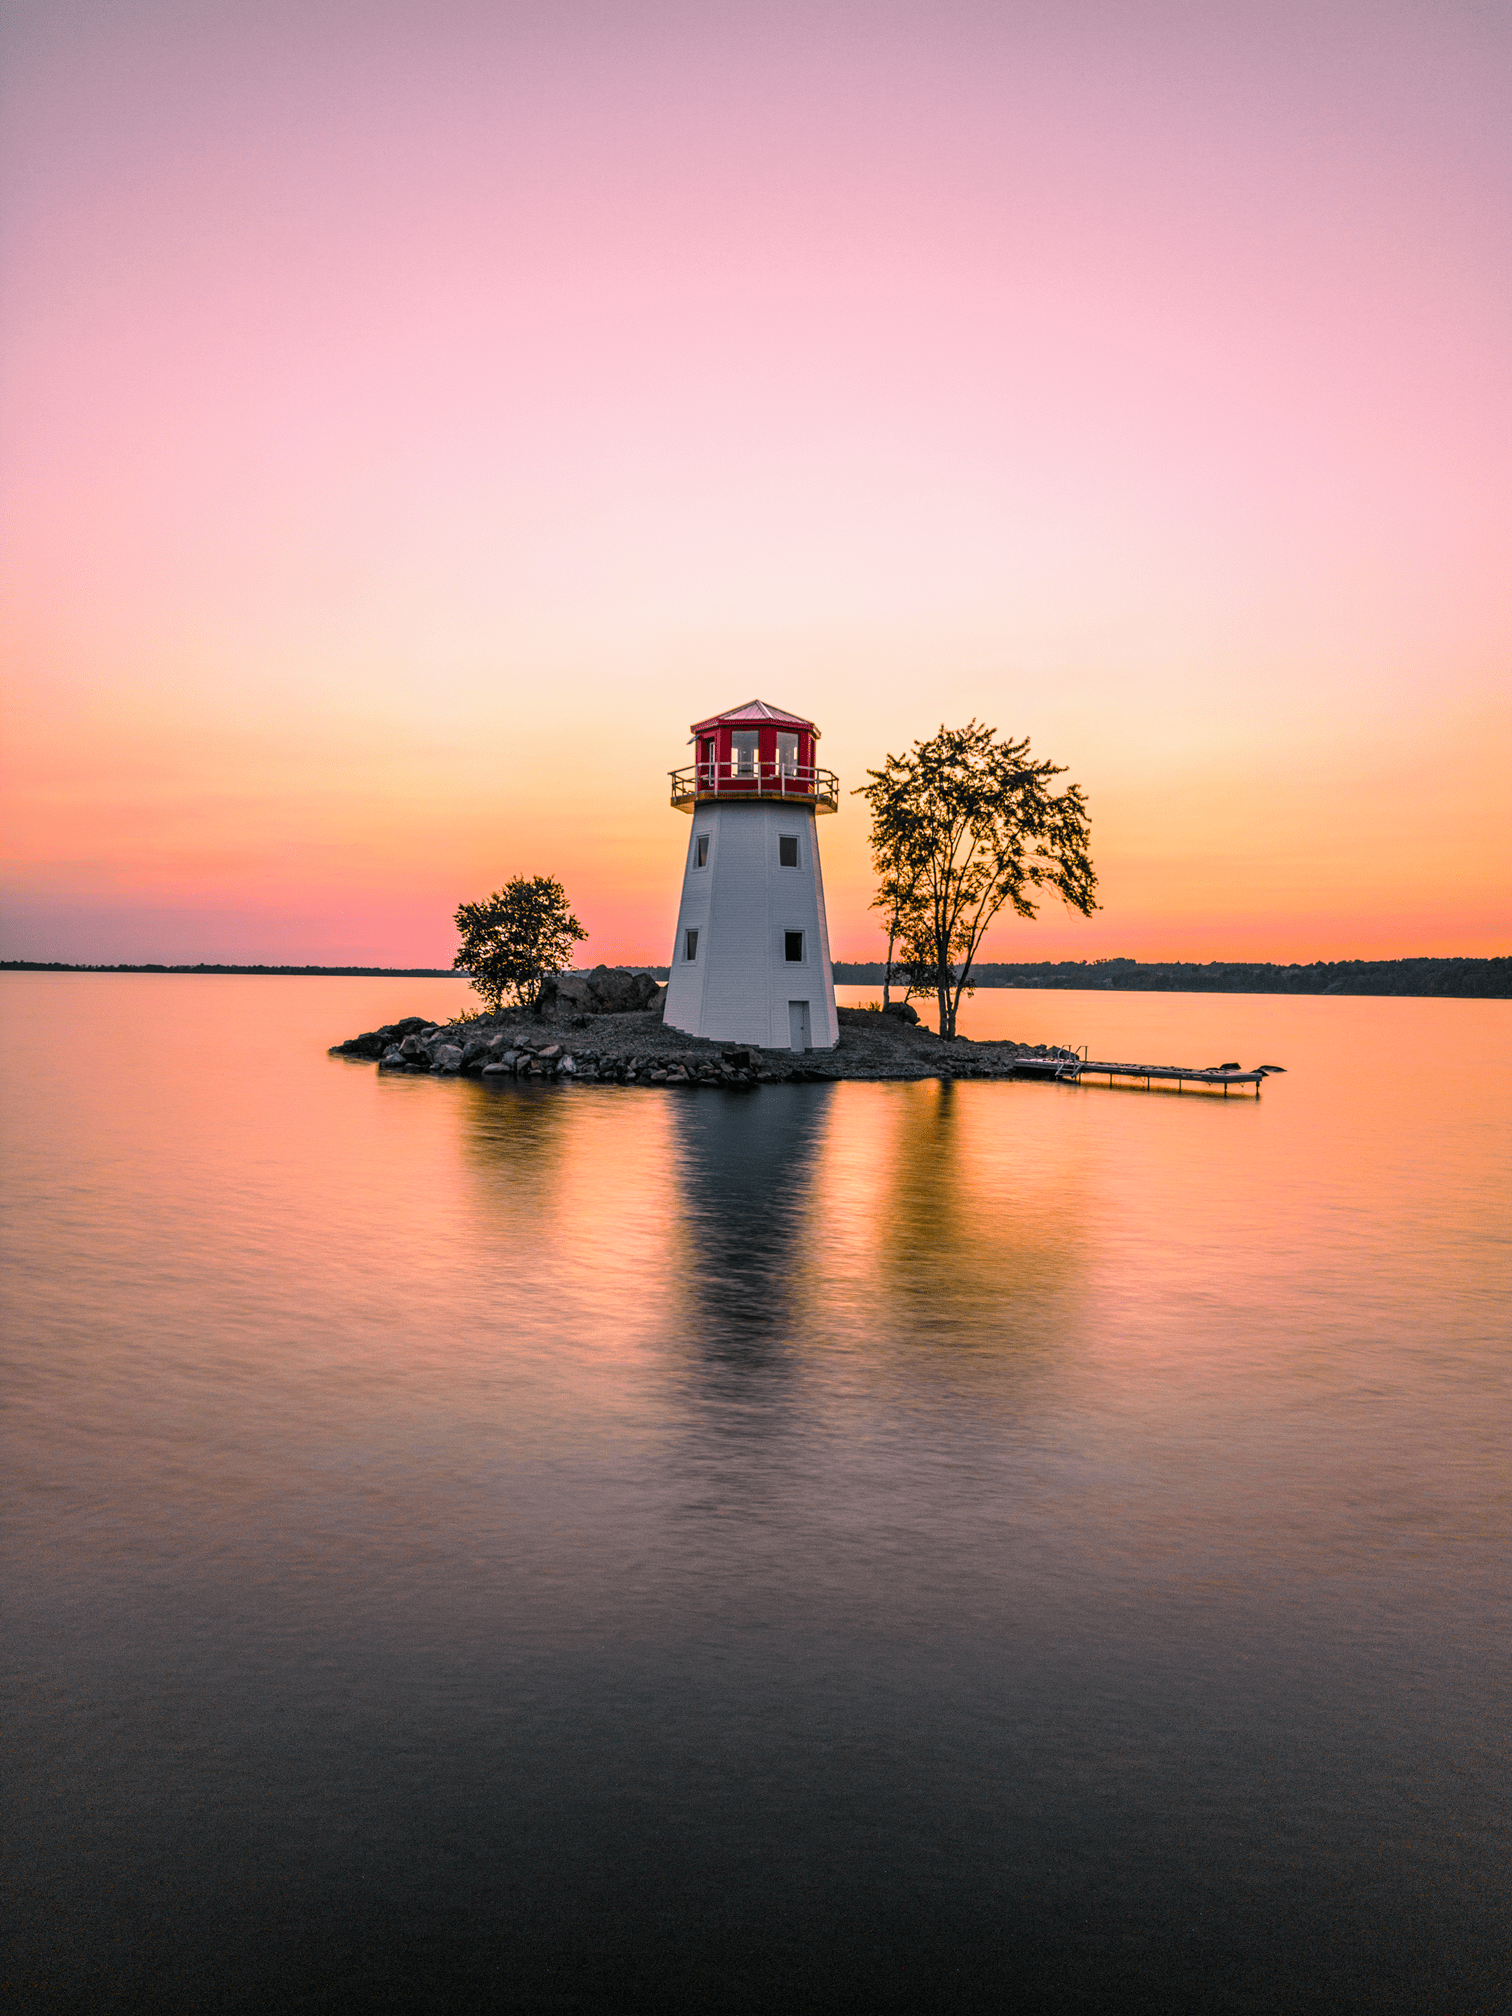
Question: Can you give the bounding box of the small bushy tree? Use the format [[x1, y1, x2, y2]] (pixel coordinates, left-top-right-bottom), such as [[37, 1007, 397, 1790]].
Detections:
[[453, 875, 587, 1012], [857, 721, 1097, 1037]]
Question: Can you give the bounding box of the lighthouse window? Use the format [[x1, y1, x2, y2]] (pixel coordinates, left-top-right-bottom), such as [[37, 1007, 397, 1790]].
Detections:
[[778, 835, 799, 868], [685, 929, 699, 961], [776, 732, 799, 775], [731, 730, 759, 777], [695, 835, 709, 868], [784, 931, 804, 962]]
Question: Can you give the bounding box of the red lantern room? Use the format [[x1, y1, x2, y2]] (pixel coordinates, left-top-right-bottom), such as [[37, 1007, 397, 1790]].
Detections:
[[669, 698, 839, 813]]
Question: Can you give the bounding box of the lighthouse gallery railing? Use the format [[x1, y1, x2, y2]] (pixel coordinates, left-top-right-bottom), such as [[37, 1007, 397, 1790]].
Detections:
[[669, 760, 840, 814]]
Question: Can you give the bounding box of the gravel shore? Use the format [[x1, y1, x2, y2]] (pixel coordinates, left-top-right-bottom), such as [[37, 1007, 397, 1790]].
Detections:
[[329, 1004, 1077, 1084]]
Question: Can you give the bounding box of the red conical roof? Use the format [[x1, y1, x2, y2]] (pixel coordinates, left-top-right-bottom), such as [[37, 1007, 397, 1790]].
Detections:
[[688, 698, 820, 737]]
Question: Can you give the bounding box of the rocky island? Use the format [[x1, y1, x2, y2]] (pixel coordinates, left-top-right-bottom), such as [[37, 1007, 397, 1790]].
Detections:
[[329, 964, 1077, 1087]]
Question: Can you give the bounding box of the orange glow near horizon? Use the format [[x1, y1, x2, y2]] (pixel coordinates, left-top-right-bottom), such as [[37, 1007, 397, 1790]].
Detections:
[[2, 2, 1508, 967]]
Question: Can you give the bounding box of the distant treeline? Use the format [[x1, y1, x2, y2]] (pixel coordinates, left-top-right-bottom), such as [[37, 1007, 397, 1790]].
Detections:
[[831, 957, 1511, 999], [0, 960, 675, 979], [1, 962, 462, 977], [6, 957, 1505, 997]]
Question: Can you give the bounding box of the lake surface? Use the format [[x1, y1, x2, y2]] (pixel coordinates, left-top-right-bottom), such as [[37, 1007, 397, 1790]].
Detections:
[[4, 975, 1509, 2014]]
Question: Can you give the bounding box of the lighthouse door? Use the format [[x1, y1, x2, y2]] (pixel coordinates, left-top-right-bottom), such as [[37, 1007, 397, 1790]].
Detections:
[[788, 1000, 811, 1052]]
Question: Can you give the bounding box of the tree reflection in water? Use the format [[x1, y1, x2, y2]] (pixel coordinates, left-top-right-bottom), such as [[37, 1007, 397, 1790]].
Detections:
[[458, 1076, 572, 1211], [868, 1080, 1088, 1368]]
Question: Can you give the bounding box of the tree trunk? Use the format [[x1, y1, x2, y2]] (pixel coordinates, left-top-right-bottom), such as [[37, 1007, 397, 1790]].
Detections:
[[947, 965, 969, 1041]]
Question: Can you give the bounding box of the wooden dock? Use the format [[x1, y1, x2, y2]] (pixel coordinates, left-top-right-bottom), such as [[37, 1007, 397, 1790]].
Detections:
[[1011, 1055, 1285, 1095]]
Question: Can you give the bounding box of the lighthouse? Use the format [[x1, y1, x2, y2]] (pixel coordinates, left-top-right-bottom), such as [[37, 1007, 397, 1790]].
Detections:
[[664, 699, 840, 1052]]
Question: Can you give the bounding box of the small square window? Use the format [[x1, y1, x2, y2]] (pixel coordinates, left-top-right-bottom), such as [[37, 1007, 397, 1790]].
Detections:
[[778, 835, 798, 868], [685, 929, 699, 961], [784, 931, 804, 962], [695, 835, 709, 868]]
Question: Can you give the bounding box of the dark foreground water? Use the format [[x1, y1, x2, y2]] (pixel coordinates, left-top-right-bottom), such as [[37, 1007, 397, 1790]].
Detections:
[[4, 976, 1509, 2014]]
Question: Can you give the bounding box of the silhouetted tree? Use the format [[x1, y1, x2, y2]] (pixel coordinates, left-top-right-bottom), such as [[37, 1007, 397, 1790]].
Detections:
[[453, 875, 587, 1012], [856, 721, 1097, 1037]]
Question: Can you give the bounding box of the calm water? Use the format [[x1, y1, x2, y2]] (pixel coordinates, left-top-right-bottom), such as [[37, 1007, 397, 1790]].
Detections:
[[4, 976, 1509, 2014]]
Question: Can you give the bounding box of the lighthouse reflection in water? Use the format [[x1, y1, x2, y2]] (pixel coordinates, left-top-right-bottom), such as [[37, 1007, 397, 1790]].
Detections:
[[673, 1084, 831, 1380]]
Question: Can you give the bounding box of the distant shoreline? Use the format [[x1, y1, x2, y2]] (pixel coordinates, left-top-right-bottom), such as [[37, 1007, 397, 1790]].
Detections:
[[838, 956, 1511, 999], [3, 955, 1506, 997], [2, 962, 470, 977]]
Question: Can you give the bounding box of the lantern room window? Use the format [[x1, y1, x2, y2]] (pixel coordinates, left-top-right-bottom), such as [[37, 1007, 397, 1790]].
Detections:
[[776, 732, 799, 776], [731, 730, 759, 777]]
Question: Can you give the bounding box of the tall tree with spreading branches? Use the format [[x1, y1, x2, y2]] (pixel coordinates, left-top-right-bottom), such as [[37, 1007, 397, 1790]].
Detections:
[[453, 875, 588, 1012], [856, 721, 1097, 1037]]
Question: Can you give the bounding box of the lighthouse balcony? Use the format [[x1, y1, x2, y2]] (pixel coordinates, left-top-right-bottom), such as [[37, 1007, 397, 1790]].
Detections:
[[669, 761, 840, 814]]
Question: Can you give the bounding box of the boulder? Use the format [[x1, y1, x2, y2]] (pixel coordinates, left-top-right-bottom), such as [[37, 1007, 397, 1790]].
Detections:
[[332, 1030, 391, 1057], [431, 1045, 464, 1073], [535, 966, 665, 1019], [882, 1001, 920, 1024], [533, 973, 590, 1017]]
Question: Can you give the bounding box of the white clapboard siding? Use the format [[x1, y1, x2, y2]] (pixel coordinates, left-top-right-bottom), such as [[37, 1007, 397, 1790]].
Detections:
[[663, 801, 838, 1050]]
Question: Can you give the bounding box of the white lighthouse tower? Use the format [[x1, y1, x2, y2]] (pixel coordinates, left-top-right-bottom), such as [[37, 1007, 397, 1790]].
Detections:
[[664, 699, 840, 1052]]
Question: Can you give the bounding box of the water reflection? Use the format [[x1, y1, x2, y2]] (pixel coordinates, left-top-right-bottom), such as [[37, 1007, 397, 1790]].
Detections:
[[874, 1081, 1087, 1361], [458, 1079, 572, 1209], [670, 1085, 831, 1361], [448, 1072, 1086, 1413], [454, 1081, 690, 1371]]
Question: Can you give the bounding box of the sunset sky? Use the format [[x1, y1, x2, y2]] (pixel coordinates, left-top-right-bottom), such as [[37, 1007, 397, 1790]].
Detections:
[[2, 0, 1507, 967]]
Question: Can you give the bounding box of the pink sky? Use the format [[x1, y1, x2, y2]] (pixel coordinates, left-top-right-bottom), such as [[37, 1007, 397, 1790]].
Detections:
[[2, 0, 1508, 966]]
